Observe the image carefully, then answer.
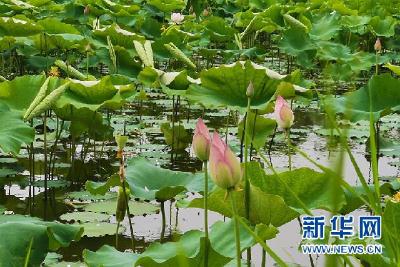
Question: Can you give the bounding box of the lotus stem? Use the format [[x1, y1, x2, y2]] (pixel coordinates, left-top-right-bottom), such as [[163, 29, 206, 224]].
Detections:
[[236, 216, 288, 267], [160, 201, 166, 242], [23, 238, 33, 267], [244, 97, 251, 265], [203, 161, 209, 267], [115, 221, 120, 248], [229, 190, 241, 267], [286, 129, 292, 171], [43, 113, 48, 203]]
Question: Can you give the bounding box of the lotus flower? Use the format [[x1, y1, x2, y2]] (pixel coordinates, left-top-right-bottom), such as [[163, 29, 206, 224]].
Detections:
[[209, 132, 242, 189], [274, 96, 294, 129], [171, 13, 184, 24], [192, 118, 211, 161]]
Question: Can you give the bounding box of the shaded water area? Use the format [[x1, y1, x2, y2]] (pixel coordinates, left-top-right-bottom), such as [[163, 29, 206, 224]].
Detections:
[[0, 68, 399, 266]]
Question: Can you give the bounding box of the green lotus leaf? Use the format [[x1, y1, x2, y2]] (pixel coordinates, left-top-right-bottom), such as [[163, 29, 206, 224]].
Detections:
[[0, 214, 83, 266], [204, 16, 237, 42], [0, 16, 43, 37], [369, 16, 398, 37], [0, 222, 49, 267], [83, 199, 159, 216], [238, 111, 277, 149], [75, 222, 124, 237], [125, 157, 205, 201], [0, 103, 34, 155], [0, 74, 63, 111], [186, 61, 307, 111], [331, 74, 400, 122], [137, 220, 255, 266], [94, 23, 145, 48], [248, 162, 346, 212], [279, 28, 316, 56], [185, 184, 299, 227], [310, 14, 341, 41], [316, 41, 352, 62], [160, 122, 191, 151], [341, 15, 371, 32], [147, 0, 186, 13], [60, 212, 110, 223], [55, 76, 136, 111], [85, 174, 120, 196], [83, 245, 139, 267], [383, 200, 400, 243]]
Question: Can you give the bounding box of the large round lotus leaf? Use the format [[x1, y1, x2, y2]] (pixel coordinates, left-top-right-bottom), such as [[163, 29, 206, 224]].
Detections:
[[84, 245, 139, 267], [186, 61, 303, 111], [248, 162, 346, 212], [60, 212, 110, 223], [55, 76, 135, 111], [369, 16, 398, 37], [279, 28, 315, 56], [383, 200, 400, 242], [203, 16, 237, 42], [0, 16, 43, 36], [208, 219, 255, 258], [185, 184, 299, 227], [0, 103, 34, 155], [136, 231, 229, 266], [125, 157, 206, 201], [76, 222, 124, 237], [332, 74, 400, 122], [0, 222, 49, 267], [309, 14, 341, 41], [147, 0, 186, 13], [316, 41, 352, 62], [0, 74, 63, 111], [341, 15, 371, 32], [0, 215, 83, 266], [83, 199, 159, 216], [237, 111, 277, 149]]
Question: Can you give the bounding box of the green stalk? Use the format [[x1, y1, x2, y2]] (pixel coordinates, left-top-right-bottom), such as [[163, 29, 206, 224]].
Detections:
[[160, 201, 166, 242], [286, 129, 292, 171], [236, 217, 288, 267], [230, 190, 241, 267], [203, 161, 209, 267], [369, 111, 381, 214], [244, 97, 251, 265], [43, 113, 48, 203], [23, 238, 33, 267], [115, 221, 120, 248]]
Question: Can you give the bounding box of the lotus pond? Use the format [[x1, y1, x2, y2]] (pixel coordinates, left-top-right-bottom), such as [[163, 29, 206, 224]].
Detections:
[[0, 0, 399, 267]]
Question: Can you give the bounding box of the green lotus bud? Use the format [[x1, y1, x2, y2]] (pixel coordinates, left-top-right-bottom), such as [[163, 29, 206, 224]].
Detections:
[[115, 135, 128, 151], [24, 77, 50, 121], [25, 82, 70, 121], [116, 186, 130, 222], [164, 42, 196, 69], [246, 81, 254, 98]]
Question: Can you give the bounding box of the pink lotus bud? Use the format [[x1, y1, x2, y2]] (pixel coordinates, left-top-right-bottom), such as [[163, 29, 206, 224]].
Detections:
[[374, 38, 382, 52], [192, 118, 211, 161], [274, 96, 294, 129], [171, 13, 185, 24], [209, 132, 242, 189]]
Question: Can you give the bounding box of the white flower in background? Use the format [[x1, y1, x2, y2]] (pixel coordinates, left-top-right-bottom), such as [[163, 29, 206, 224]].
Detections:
[[171, 13, 184, 24]]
